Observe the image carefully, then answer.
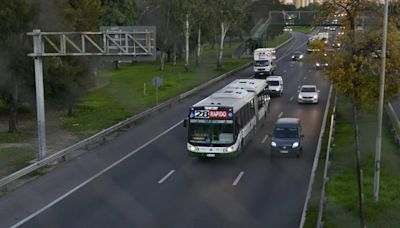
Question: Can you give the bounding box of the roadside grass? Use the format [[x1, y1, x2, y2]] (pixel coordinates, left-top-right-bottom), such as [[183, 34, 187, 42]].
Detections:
[[291, 26, 313, 34], [0, 148, 35, 178], [61, 44, 251, 136], [266, 32, 291, 48], [319, 96, 400, 227], [0, 132, 33, 144]]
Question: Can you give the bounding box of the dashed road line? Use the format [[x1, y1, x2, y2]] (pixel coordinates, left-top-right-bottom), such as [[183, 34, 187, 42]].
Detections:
[[11, 120, 183, 228], [261, 134, 269, 144], [278, 112, 283, 118], [158, 170, 175, 184], [290, 96, 294, 101], [232, 171, 245, 186]]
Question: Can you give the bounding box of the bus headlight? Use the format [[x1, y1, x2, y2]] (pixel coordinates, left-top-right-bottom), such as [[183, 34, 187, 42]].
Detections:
[[188, 144, 198, 152], [271, 141, 277, 147], [292, 142, 299, 148], [224, 145, 236, 153]]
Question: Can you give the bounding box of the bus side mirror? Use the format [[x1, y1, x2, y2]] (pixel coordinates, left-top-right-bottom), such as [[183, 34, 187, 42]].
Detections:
[[183, 118, 188, 128]]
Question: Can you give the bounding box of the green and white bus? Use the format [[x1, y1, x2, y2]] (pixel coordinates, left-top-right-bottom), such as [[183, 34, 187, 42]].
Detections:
[[224, 79, 270, 124], [184, 80, 269, 158]]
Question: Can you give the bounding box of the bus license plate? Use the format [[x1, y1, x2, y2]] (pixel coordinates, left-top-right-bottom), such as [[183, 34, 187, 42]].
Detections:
[[280, 150, 289, 154], [206, 154, 215, 157]]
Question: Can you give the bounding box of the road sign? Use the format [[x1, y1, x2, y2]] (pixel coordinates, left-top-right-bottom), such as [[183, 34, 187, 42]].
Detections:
[[152, 76, 163, 105], [152, 76, 163, 88]]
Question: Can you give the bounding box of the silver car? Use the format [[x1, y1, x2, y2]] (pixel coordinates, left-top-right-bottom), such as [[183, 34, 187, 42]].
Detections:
[[298, 85, 320, 104]]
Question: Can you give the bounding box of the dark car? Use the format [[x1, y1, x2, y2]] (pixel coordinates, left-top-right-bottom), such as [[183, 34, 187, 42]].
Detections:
[[270, 118, 304, 158], [291, 51, 304, 61]]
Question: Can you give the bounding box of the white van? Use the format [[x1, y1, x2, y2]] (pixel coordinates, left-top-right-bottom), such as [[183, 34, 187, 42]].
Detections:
[[266, 76, 283, 97]]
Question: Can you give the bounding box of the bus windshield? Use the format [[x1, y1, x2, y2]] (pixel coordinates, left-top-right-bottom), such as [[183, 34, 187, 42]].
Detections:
[[189, 119, 234, 146]]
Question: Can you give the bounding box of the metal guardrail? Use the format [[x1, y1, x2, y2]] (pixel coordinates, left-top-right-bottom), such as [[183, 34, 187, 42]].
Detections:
[[300, 84, 333, 228], [385, 103, 400, 146], [316, 94, 337, 228]]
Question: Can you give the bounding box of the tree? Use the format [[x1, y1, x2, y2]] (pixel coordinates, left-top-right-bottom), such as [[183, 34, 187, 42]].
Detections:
[[389, 1, 400, 29], [191, 0, 208, 66], [45, 57, 92, 116], [0, 0, 35, 133], [101, 0, 137, 26], [171, 0, 197, 71], [44, 0, 104, 115], [63, 0, 105, 31], [317, 1, 400, 220], [210, 0, 250, 69]]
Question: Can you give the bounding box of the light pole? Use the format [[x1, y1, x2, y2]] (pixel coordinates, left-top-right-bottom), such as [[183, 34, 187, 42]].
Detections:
[[374, 0, 389, 202]]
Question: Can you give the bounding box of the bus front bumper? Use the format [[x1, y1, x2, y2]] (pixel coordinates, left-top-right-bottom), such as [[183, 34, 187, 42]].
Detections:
[[187, 143, 239, 158]]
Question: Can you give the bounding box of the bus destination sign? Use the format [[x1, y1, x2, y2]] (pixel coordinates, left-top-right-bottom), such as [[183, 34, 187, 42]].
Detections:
[[191, 109, 233, 119]]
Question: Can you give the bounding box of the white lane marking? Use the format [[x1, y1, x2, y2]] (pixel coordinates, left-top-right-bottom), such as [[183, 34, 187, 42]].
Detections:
[[158, 170, 175, 184], [276, 35, 299, 62], [261, 134, 269, 144], [11, 120, 183, 228], [290, 96, 294, 101], [278, 112, 283, 118], [232, 171, 245, 186]]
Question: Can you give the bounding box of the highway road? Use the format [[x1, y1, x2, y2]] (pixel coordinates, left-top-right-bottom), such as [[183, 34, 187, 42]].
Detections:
[[0, 31, 331, 228]]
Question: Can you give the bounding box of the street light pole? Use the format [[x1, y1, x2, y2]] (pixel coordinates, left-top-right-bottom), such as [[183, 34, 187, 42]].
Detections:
[[374, 0, 389, 202]]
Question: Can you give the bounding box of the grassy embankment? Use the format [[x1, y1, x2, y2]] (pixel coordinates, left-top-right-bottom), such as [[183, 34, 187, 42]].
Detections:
[[305, 95, 400, 227], [291, 26, 313, 34], [266, 32, 292, 48], [61, 42, 250, 135]]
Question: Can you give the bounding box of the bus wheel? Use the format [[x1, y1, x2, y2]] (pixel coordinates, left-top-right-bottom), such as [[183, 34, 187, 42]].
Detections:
[[238, 141, 244, 157]]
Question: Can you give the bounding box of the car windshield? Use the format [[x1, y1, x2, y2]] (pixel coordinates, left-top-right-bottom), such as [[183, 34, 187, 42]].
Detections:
[[254, 60, 270, 66], [301, 87, 316, 92], [273, 127, 299, 138], [268, 81, 279, 86], [189, 119, 234, 146], [294, 52, 302, 56]]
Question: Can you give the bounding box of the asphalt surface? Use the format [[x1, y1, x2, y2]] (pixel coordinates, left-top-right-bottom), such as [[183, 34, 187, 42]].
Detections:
[[0, 31, 331, 228]]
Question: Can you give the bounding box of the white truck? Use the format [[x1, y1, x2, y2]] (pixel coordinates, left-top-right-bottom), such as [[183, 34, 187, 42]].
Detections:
[[253, 48, 276, 77]]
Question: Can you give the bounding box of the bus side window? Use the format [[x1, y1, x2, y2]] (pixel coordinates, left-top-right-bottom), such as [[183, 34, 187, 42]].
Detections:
[[235, 116, 241, 135]]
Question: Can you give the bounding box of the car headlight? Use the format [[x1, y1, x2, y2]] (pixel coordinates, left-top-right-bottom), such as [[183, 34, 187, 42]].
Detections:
[[292, 142, 299, 148], [271, 141, 277, 147], [292, 55, 295, 58], [299, 55, 303, 59], [325, 63, 329, 66], [316, 63, 320, 66], [313, 95, 318, 99], [298, 94, 303, 99]]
